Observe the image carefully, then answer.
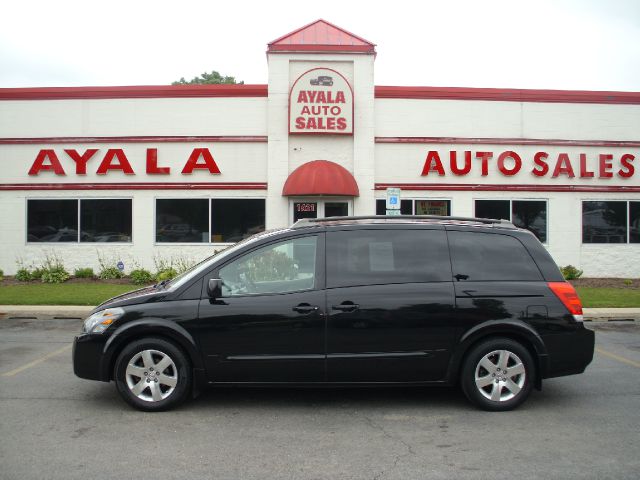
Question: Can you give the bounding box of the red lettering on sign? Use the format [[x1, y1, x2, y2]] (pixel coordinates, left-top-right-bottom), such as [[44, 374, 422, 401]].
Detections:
[[497, 151, 522, 176], [552, 153, 575, 178], [28, 149, 66, 176], [579, 153, 594, 178], [337, 118, 347, 130], [181, 148, 220, 174], [618, 154, 635, 178], [599, 154, 613, 178], [475, 152, 493, 176], [450, 151, 472, 175], [146, 148, 170, 174], [96, 149, 134, 175], [65, 149, 98, 175], [532, 152, 549, 177], [422, 151, 445, 176]]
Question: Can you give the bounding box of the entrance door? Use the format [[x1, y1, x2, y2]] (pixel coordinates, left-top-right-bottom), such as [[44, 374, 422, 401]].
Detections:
[[291, 198, 352, 223]]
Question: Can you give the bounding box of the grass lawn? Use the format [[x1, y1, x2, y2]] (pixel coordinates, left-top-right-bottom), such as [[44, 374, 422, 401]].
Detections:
[[0, 282, 638, 308], [0, 283, 138, 306], [575, 287, 640, 308]]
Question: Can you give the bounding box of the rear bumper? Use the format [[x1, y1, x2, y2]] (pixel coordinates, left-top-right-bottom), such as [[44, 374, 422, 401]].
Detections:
[[541, 326, 595, 379], [73, 333, 110, 382]]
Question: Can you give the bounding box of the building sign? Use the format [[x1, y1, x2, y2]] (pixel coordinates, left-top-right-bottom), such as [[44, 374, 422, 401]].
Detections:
[[26, 148, 221, 176], [289, 68, 353, 135], [421, 150, 636, 179]]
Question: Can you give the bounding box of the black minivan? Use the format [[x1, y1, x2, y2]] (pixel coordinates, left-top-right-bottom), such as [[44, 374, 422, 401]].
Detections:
[[73, 216, 594, 411]]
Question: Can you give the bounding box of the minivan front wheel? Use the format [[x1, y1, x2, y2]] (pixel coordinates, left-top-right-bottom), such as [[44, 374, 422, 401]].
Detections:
[[461, 338, 534, 411], [114, 338, 191, 411]]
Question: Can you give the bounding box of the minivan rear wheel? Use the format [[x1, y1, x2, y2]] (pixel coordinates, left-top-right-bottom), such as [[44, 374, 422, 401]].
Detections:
[[461, 337, 534, 411], [114, 338, 191, 411]]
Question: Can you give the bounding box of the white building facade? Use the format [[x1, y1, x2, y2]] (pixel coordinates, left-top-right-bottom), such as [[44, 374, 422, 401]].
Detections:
[[1, 20, 639, 276]]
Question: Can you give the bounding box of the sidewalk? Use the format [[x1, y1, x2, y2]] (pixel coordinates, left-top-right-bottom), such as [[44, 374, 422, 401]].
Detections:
[[1, 305, 639, 322]]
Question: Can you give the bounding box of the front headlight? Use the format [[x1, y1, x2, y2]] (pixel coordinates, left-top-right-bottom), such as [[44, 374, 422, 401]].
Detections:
[[83, 308, 125, 334]]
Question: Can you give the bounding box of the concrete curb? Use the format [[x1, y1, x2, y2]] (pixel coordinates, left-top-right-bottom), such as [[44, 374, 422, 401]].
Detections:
[[1, 305, 639, 322]]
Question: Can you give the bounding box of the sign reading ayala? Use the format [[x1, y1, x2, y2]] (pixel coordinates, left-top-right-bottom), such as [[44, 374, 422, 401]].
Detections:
[[289, 68, 353, 134]]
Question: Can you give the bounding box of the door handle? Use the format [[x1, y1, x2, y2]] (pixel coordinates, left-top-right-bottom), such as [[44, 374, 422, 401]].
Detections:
[[454, 274, 469, 281], [331, 302, 359, 312], [292, 303, 319, 314]]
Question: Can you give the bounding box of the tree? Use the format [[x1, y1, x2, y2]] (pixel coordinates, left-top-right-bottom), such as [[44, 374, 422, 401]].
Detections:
[[172, 70, 243, 85]]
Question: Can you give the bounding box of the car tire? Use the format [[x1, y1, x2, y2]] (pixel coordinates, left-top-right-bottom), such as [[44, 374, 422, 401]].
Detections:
[[460, 337, 535, 411], [114, 337, 191, 412]]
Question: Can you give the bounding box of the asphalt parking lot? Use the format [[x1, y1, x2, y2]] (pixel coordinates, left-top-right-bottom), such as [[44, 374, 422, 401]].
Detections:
[[1, 317, 639, 480]]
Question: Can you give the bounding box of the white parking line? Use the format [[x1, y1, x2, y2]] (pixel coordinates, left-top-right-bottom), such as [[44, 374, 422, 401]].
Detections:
[[2, 344, 72, 377]]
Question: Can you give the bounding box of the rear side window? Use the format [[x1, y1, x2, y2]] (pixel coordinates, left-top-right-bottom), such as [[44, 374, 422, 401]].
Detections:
[[326, 229, 450, 288], [448, 231, 542, 281]]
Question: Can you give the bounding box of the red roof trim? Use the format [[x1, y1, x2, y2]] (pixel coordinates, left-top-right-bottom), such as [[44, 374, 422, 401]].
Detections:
[[375, 137, 640, 147], [269, 19, 375, 46], [268, 19, 375, 54], [268, 44, 374, 53], [375, 86, 640, 105], [0, 84, 268, 101], [375, 183, 640, 193], [0, 182, 267, 191], [0, 136, 267, 144]]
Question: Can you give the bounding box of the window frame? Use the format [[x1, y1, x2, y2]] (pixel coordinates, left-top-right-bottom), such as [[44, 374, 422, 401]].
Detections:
[[473, 198, 549, 245], [375, 197, 452, 216], [581, 199, 638, 245], [25, 196, 134, 245], [212, 232, 325, 298], [154, 196, 267, 246]]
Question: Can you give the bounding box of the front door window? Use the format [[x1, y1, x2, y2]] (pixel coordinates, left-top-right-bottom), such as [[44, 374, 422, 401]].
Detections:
[[291, 199, 351, 223], [293, 202, 318, 222]]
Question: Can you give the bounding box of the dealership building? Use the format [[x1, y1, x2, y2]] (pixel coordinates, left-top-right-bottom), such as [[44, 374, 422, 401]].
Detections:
[[0, 20, 639, 277]]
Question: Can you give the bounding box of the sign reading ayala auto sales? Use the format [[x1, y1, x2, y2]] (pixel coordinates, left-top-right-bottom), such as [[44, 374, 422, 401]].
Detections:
[[289, 68, 353, 135]]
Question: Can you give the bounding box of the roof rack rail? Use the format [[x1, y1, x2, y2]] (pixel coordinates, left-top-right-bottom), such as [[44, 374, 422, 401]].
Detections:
[[291, 215, 516, 229]]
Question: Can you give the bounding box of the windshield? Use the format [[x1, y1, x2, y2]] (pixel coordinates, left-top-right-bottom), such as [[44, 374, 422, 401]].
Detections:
[[165, 228, 288, 291]]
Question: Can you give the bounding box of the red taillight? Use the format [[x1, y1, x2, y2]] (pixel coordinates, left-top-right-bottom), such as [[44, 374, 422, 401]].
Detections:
[[547, 281, 583, 321]]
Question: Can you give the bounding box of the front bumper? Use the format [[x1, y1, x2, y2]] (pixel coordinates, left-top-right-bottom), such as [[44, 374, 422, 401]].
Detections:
[[542, 325, 595, 379], [73, 333, 110, 382]]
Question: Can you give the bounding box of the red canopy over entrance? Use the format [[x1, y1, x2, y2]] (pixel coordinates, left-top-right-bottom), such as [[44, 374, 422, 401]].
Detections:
[[282, 160, 359, 196]]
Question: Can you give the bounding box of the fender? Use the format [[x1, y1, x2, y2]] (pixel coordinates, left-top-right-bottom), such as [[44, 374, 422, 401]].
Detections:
[[446, 319, 549, 386], [100, 318, 204, 380]]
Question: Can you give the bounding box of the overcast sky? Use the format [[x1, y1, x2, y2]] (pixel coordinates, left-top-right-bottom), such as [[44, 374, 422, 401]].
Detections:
[[1, 0, 639, 91]]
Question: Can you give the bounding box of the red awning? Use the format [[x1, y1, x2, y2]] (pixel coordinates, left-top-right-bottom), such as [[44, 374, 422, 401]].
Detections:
[[282, 160, 359, 196]]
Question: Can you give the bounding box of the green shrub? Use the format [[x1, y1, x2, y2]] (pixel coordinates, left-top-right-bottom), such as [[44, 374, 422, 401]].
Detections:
[[0, 268, 3, 281], [561, 265, 583, 280], [74, 267, 95, 279], [155, 268, 178, 282], [30, 267, 45, 281], [41, 268, 70, 283], [99, 266, 124, 280], [15, 268, 32, 282], [623, 279, 633, 286], [38, 252, 70, 284], [130, 268, 154, 285]]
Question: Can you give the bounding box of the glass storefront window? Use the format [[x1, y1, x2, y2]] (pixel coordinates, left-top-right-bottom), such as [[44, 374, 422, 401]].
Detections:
[[475, 200, 547, 243], [156, 199, 209, 243], [80, 199, 132, 242], [582, 201, 627, 244], [631, 202, 640, 244], [27, 199, 78, 242], [375, 199, 448, 215], [211, 199, 265, 242]]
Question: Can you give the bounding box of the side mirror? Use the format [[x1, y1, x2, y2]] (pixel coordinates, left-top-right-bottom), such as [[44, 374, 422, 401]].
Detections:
[[207, 278, 223, 298]]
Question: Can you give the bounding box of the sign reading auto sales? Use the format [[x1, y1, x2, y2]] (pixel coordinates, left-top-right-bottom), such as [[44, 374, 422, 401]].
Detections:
[[289, 68, 353, 135]]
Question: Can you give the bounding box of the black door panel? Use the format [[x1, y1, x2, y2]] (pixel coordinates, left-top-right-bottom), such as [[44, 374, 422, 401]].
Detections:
[[196, 290, 325, 382], [326, 283, 455, 381]]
